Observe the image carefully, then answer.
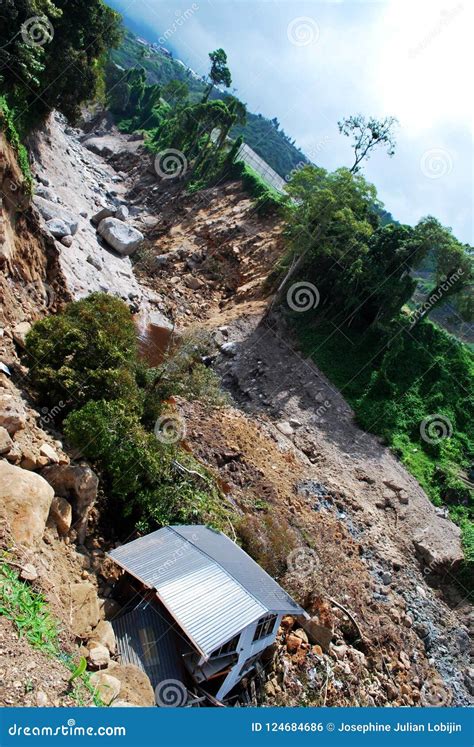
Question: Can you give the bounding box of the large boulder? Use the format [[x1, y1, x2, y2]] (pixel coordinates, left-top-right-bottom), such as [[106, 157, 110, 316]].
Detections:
[[97, 217, 143, 256], [88, 620, 116, 654], [70, 581, 101, 637], [42, 464, 98, 543], [413, 524, 463, 574], [0, 426, 13, 455], [91, 206, 116, 226], [48, 494, 72, 536], [0, 392, 27, 435], [45, 218, 71, 239], [106, 663, 155, 707], [0, 461, 54, 546], [33, 196, 79, 235]]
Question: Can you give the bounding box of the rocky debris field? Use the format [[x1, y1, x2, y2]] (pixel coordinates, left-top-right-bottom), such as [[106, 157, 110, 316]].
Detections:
[[0, 112, 472, 708]]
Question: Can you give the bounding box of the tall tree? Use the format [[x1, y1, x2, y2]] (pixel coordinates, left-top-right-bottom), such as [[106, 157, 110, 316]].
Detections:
[[202, 48, 232, 102], [338, 114, 398, 173]]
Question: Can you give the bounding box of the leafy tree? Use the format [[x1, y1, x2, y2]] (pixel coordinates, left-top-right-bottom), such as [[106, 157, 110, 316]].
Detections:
[[162, 79, 189, 108], [281, 166, 473, 331], [0, 0, 122, 129], [338, 114, 398, 173], [408, 218, 473, 328], [202, 48, 232, 102], [23, 293, 140, 415]]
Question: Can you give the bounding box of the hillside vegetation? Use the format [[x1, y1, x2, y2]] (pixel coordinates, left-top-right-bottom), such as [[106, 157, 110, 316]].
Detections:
[[110, 30, 309, 178], [277, 165, 473, 572]]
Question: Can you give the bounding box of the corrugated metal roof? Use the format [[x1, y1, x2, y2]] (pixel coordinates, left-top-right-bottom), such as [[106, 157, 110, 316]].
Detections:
[[172, 526, 304, 615], [109, 526, 304, 657], [112, 600, 187, 698]]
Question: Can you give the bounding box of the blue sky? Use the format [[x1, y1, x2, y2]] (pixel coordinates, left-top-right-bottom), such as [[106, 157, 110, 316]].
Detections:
[[108, 0, 473, 243]]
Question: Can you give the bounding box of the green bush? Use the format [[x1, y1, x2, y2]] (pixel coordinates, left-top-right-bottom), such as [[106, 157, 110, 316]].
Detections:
[[0, 96, 33, 190], [64, 399, 228, 531], [24, 294, 140, 416], [230, 160, 286, 215]]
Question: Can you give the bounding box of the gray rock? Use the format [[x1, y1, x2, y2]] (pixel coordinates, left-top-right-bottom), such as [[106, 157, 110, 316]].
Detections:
[[46, 218, 71, 239], [115, 204, 129, 221], [381, 571, 392, 585], [61, 235, 74, 247], [87, 254, 103, 271], [34, 196, 78, 235], [84, 137, 115, 157], [97, 217, 144, 256], [91, 206, 115, 226], [276, 421, 294, 437], [35, 185, 59, 203], [220, 341, 238, 357]]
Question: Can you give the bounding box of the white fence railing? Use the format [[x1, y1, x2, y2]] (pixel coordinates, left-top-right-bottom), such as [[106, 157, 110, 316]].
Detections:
[[236, 143, 287, 195]]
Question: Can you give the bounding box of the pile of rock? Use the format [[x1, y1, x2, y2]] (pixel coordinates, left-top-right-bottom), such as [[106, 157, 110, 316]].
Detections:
[[92, 205, 144, 257]]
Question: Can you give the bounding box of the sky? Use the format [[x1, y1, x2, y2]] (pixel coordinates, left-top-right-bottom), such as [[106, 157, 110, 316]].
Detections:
[[107, 0, 473, 243]]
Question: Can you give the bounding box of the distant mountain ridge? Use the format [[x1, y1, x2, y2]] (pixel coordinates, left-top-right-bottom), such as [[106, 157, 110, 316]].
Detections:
[[110, 29, 310, 179]]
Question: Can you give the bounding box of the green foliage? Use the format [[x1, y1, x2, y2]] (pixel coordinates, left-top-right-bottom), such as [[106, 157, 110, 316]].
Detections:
[[26, 293, 231, 534], [0, 561, 60, 655], [0, 0, 122, 130], [64, 399, 227, 531], [24, 293, 140, 416], [0, 97, 33, 189], [203, 48, 232, 101], [230, 160, 287, 216], [142, 330, 228, 424], [338, 114, 398, 173], [111, 30, 308, 179], [283, 166, 472, 330]]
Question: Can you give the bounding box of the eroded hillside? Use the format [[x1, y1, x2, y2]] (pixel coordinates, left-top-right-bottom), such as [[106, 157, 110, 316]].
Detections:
[[0, 113, 472, 708]]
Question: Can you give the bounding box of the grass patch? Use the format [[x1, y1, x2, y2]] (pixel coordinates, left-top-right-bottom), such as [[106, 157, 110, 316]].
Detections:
[[0, 561, 102, 705]]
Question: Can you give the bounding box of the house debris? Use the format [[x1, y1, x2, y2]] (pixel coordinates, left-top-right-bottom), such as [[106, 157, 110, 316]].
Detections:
[[108, 525, 305, 705]]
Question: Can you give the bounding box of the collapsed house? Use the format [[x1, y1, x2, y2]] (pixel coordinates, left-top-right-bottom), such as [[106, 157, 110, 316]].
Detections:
[[108, 525, 305, 705]]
